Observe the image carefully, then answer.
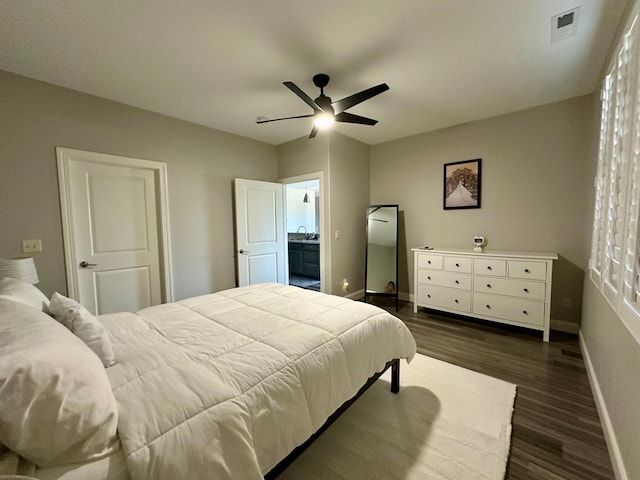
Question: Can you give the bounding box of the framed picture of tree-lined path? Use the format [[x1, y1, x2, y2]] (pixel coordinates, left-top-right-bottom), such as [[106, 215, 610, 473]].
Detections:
[[443, 159, 481, 210]]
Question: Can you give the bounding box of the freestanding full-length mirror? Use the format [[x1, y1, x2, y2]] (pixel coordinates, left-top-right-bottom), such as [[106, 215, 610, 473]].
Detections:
[[364, 204, 399, 311]]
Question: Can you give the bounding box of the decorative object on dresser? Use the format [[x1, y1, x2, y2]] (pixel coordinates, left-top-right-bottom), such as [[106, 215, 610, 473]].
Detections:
[[364, 205, 399, 311], [443, 159, 481, 210], [473, 235, 486, 252], [413, 247, 557, 341]]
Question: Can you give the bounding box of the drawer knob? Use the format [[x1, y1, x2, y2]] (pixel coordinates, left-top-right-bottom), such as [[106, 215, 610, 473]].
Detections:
[[523, 288, 529, 293], [427, 294, 431, 298], [524, 268, 530, 273], [486, 304, 491, 309], [486, 284, 492, 288], [428, 260, 432, 264], [455, 263, 460, 267], [523, 310, 528, 315], [455, 280, 459, 284], [487, 266, 492, 270], [427, 276, 431, 280], [454, 299, 459, 303]]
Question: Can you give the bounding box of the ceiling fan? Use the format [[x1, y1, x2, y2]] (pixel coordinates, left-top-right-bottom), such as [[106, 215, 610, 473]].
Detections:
[[257, 74, 389, 138]]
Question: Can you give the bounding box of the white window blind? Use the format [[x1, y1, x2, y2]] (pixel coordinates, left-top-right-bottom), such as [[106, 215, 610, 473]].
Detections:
[[603, 33, 633, 299], [591, 73, 613, 278], [590, 15, 640, 335]]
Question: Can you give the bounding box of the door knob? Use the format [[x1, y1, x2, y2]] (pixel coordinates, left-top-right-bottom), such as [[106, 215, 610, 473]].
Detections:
[[79, 261, 97, 268], [239, 249, 250, 255]]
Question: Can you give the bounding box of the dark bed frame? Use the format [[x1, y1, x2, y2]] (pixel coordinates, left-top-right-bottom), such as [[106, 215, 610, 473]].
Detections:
[[264, 358, 400, 479]]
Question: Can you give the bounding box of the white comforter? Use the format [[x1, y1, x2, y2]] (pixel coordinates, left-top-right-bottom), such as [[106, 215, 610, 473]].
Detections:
[[100, 283, 416, 480]]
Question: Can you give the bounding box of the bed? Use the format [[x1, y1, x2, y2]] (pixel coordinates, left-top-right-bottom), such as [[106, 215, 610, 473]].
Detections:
[[0, 281, 417, 480]]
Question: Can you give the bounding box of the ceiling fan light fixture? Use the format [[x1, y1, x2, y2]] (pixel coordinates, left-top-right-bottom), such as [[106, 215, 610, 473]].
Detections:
[[314, 112, 334, 130], [257, 74, 389, 140]]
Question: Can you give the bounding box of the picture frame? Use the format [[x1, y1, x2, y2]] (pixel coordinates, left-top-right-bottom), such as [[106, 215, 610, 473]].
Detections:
[[443, 158, 481, 210]]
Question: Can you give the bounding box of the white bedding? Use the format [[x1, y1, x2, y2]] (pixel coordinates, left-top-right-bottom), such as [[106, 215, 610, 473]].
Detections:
[[0, 444, 129, 480], [100, 283, 416, 480], [35, 448, 129, 480]]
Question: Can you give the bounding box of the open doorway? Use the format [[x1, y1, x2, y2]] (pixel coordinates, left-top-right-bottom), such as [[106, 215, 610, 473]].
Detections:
[[284, 178, 321, 292]]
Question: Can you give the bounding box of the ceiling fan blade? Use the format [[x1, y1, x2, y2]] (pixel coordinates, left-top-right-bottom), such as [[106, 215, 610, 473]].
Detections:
[[332, 83, 389, 114], [335, 112, 378, 125], [283, 81, 322, 112], [309, 125, 319, 138], [256, 114, 313, 124]]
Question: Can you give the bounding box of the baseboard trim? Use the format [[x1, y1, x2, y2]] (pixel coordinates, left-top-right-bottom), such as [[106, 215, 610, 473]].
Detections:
[[579, 331, 628, 480]]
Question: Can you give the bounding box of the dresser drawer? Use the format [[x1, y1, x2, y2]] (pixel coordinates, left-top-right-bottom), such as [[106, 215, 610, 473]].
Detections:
[[473, 277, 546, 300], [417, 284, 471, 313], [444, 256, 472, 273], [416, 253, 443, 270], [473, 293, 545, 326], [508, 260, 547, 281], [417, 269, 471, 290], [474, 258, 507, 276]]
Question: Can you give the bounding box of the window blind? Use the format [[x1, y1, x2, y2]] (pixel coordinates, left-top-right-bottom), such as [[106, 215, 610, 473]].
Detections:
[[590, 15, 640, 333]]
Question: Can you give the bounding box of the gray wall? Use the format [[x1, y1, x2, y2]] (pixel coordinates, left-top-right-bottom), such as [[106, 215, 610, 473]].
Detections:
[[277, 135, 329, 179], [0, 70, 277, 300], [582, 281, 640, 479], [328, 133, 370, 295], [370, 95, 593, 330]]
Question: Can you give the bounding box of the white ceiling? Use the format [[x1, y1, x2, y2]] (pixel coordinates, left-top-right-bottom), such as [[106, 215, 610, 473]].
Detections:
[[0, 1, 627, 146]]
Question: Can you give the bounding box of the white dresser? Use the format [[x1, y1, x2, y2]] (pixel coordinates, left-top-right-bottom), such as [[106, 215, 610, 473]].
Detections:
[[413, 248, 557, 341]]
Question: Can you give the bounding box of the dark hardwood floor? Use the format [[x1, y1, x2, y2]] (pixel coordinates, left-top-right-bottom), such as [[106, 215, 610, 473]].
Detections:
[[373, 298, 615, 480]]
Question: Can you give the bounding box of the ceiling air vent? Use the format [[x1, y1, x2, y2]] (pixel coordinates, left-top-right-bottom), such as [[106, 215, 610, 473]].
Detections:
[[551, 6, 581, 43]]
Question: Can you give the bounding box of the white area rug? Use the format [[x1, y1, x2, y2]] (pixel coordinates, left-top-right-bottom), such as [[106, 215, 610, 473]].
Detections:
[[279, 353, 516, 480]]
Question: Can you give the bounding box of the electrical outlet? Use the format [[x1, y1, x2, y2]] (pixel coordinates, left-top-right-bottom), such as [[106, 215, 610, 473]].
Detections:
[[335, 230, 341, 239], [22, 239, 42, 253]]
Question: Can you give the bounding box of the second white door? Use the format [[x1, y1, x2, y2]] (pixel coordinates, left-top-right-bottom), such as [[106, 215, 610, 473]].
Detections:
[[234, 178, 286, 286]]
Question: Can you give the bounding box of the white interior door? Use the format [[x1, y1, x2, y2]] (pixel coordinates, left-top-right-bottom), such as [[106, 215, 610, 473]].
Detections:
[[58, 148, 172, 314], [234, 178, 286, 286]]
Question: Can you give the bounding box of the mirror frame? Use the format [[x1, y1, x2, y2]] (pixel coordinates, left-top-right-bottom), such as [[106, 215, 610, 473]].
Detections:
[[364, 204, 399, 311]]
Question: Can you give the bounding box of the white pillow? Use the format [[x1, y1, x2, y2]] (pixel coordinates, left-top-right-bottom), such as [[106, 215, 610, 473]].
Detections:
[[0, 277, 49, 312], [0, 299, 118, 467], [48, 293, 116, 368]]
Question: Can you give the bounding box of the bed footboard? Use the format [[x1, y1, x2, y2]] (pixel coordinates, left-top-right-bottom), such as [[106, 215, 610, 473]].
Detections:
[[264, 358, 400, 479]]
